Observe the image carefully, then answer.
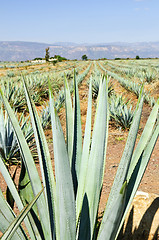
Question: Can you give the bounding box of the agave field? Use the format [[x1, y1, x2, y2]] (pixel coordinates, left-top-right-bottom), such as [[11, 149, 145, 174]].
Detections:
[[0, 59, 158, 239]]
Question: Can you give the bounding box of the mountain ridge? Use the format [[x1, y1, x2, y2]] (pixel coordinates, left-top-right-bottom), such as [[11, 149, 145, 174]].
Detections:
[[1, 41, 159, 61]]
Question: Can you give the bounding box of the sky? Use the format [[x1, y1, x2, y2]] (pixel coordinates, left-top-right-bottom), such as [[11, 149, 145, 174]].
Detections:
[[0, 0, 159, 44]]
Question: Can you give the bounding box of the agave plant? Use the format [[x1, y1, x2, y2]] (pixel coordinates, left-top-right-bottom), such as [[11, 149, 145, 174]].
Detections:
[[0, 73, 158, 240], [0, 80, 26, 111], [143, 68, 157, 83], [91, 76, 114, 99], [27, 75, 49, 104], [109, 95, 134, 129], [0, 108, 36, 165]]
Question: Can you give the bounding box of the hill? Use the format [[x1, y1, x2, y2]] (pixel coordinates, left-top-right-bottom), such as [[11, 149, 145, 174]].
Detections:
[[1, 41, 159, 61]]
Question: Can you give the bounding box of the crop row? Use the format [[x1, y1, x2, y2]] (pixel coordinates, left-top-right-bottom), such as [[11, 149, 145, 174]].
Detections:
[[98, 62, 156, 107], [106, 62, 159, 83], [0, 70, 158, 239], [90, 62, 134, 129], [0, 61, 89, 111], [41, 63, 92, 127]]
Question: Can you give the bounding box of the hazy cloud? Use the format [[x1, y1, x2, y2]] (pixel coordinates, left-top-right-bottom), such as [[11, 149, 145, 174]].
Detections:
[[134, 7, 150, 11]]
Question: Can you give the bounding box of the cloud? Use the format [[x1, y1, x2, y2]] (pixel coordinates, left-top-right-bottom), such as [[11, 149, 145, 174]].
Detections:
[[134, 7, 150, 11], [134, 7, 140, 11]]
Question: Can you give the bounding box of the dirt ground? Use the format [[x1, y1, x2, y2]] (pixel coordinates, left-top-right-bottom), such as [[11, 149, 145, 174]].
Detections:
[[0, 63, 158, 238]]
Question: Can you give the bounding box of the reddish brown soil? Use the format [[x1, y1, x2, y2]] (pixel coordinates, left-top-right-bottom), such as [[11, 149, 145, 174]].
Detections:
[[0, 63, 158, 238]]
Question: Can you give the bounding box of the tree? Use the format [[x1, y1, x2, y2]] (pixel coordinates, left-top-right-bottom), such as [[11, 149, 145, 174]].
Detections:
[[81, 54, 88, 61], [45, 47, 50, 61], [54, 55, 67, 62], [136, 55, 140, 60]]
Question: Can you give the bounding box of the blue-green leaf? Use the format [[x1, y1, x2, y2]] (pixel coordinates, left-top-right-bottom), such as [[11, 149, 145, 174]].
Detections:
[[78, 77, 108, 239], [50, 87, 76, 240], [64, 74, 74, 165], [72, 71, 82, 195], [23, 78, 56, 239], [76, 77, 92, 223], [0, 88, 51, 239], [1, 188, 43, 240], [0, 187, 28, 240]]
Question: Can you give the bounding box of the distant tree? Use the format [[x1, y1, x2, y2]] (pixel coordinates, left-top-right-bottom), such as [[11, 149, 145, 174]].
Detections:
[[54, 55, 67, 62], [98, 58, 107, 60], [136, 55, 140, 59], [45, 47, 50, 61], [33, 57, 43, 61], [81, 54, 88, 61]]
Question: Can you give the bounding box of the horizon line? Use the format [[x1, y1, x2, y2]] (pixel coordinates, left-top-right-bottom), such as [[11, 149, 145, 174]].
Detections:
[[0, 40, 159, 45]]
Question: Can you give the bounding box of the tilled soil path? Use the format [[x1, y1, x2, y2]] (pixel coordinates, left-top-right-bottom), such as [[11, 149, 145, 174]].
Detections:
[[0, 62, 158, 238]]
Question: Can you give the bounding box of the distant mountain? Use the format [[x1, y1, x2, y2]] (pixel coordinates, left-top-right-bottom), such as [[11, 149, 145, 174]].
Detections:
[[1, 41, 159, 61]]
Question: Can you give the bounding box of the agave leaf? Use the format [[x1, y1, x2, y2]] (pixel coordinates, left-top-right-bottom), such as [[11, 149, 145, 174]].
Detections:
[[0, 154, 37, 240], [23, 78, 56, 239], [128, 120, 159, 208], [19, 161, 44, 239], [19, 161, 38, 215], [98, 95, 144, 240], [64, 74, 74, 165], [76, 77, 92, 223], [115, 102, 159, 239], [78, 77, 108, 239], [0, 107, 5, 152], [0, 188, 28, 240], [127, 98, 159, 181], [0, 89, 51, 239], [6, 165, 18, 209], [99, 181, 127, 240], [1, 188, 43, 240], [49, 87, 76, 240], [72, 70, 82, 195], [133, 84, 144, 114]]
